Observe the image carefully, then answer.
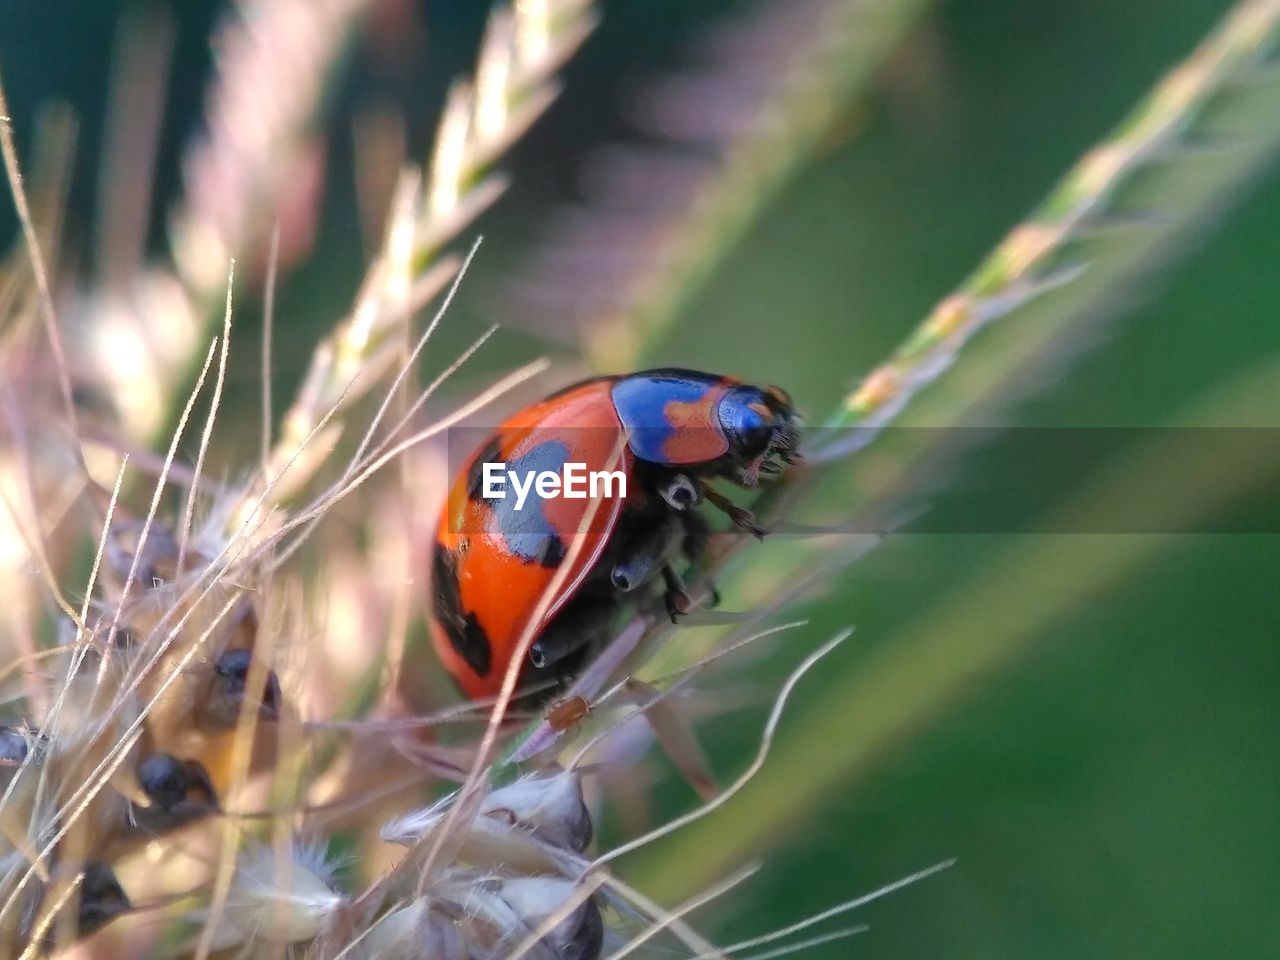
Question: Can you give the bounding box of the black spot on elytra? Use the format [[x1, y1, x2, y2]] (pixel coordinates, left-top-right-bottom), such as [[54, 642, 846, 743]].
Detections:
[[457, 615, 493, 677], [466, 437, 503, 503], [432, 542, 492, 677], [540, 534, 566, 567]]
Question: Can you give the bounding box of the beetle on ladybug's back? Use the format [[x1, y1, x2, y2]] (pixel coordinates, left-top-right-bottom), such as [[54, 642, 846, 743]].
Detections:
[[429, 368, 799, 705]]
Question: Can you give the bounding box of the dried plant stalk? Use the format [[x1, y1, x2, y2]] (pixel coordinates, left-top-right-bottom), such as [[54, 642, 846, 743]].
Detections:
[[250, 0, 599, 517], [73, 0, 372, 444], [826, 0, 1280, 438], [170, 0, 370, 300]]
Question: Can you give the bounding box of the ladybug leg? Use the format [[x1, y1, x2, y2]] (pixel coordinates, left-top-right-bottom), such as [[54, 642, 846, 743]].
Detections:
[[610, 515, 682, 594], [702, 486, 767, 539], [678, 510, 721, 609], [528, 598, 619, 673], [661, 564, 692, 623]]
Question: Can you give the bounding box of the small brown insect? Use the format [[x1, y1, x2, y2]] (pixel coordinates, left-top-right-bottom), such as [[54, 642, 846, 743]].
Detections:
[[545, 695, 590, 733]]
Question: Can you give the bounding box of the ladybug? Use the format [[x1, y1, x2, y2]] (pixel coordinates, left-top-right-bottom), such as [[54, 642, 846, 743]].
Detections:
[[429, 369, 799, 704]]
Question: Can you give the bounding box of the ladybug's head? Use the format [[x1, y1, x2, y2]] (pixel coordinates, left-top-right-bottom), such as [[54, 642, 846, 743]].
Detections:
[[716, 383, 800, 485]]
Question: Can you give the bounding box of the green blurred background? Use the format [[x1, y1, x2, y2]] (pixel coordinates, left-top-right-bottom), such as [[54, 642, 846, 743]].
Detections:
[[3, 0, 1278, 956]]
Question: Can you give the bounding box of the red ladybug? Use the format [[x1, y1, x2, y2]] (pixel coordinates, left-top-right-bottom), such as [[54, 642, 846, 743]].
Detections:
[[430, 369, 798, 703]]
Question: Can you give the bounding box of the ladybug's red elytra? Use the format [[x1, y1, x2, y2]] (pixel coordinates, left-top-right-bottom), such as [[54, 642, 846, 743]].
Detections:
[[429, 368, 799, 704]]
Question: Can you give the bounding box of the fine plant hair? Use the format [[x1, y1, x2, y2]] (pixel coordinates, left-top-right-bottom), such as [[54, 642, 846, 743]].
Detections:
[[3, 0, 1280, 958]]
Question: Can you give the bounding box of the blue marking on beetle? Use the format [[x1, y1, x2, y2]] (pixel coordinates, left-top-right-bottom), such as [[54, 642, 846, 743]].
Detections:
[[485, 440, 570, 567], [611, 372, 718, 466]]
